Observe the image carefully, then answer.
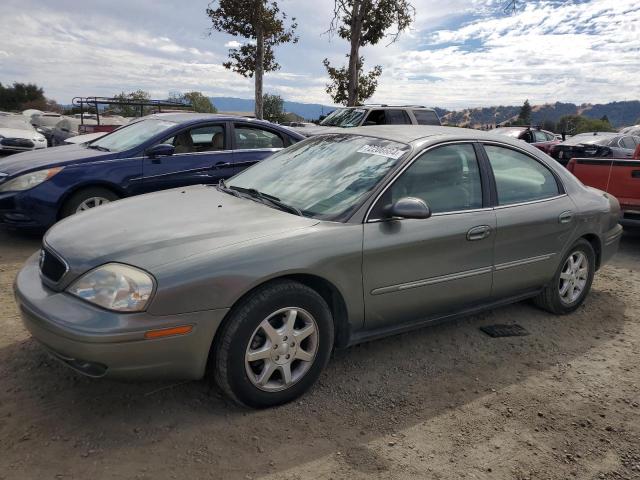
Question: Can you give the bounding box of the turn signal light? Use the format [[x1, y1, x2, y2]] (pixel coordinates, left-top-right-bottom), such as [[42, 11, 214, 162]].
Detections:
[[144, 325, 193, 339]]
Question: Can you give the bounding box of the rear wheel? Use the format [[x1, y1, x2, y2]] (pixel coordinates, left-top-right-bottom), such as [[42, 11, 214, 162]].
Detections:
[[212, 280, 334, 408], [60, 187, 119, 218], [534, 239, 595, 314]]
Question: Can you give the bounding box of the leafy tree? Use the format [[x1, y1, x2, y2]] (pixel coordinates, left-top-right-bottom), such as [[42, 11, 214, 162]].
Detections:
[[262, 93, 285, 123], [0, 82, 49, 111], [517, 99, 532, 125], [324, 0, 414, 106], [600, 114, 610, 124], [111, 90, 151, 117], [541, 119, 556, 133], [322, 58, 381, 105], [169, 91, 217, 113], [557, 115, 614, 135], [206, 0, 298, 120]]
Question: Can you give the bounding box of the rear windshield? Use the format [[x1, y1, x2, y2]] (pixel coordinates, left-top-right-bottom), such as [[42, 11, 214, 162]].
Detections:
[[562, 133, 615, 146]]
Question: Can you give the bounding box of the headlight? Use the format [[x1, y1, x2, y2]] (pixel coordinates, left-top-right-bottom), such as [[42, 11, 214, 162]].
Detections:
[[0, 167, 63, 192], [67, 263, 155, 312]]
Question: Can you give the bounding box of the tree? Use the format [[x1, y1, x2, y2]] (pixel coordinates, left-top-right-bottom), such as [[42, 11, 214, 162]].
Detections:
[[324, 0, 414, 106], [111, 90, 151, 117], [557, 115, 614, 135], [518, 99, 532, 125], [262, 93, 285, 123], [323, 58, 381, 105], [206, 1, 298, 120], [0, 82, 48, 111], [169, 91, 217, 113], [541, 119, 556, 133]]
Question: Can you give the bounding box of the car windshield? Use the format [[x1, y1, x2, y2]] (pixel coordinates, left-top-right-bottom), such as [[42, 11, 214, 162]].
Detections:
[[319, 108, 367, 127], [227, 134, 410, 221], [89, 118, 176, 152]]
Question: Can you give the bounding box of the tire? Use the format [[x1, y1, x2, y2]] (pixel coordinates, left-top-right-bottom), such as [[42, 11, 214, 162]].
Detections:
[[60, 187, 120, 218], [533, 239, 595, 315], [213, 280, 334, 408]]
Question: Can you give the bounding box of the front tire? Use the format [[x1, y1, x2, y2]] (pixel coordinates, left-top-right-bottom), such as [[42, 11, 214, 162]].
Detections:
[[60, 187, 119, 218], [534, 239, 595, 314], [213, 280, 334, 408]]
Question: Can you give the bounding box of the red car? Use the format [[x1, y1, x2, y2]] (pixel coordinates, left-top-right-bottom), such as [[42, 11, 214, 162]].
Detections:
[[568, 144, 640, 229], [493, 126, 560, 154]]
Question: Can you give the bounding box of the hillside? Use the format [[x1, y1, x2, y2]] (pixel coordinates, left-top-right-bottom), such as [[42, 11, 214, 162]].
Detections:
[[440, 101, 640, 128], [209, 97, 640, 128]]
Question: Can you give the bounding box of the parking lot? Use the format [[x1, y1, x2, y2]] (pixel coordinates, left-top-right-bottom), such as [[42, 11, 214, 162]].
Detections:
[[0, 228, 638, 479]]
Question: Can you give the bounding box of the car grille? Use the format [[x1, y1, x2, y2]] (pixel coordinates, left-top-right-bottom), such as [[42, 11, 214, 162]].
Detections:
[[0, 138, 34, 148], [40, 248, 67, 282]]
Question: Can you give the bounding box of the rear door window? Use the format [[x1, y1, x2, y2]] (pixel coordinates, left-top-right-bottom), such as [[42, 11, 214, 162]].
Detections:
[[412, 110, 440, 125], [384, 110, 412, 125], [234, 125, 284, 149], [484, 145, 560, 205], [533, 130, 547, 143]]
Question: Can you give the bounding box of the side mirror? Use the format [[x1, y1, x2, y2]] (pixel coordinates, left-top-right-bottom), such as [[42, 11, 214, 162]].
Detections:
[[384, 197, 431, 220], [146, 143, 175, 158]]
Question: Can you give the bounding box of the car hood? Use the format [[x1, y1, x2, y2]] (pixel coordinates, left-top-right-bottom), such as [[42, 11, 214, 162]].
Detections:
[[0, 143, 113, 177], [44, 185, 320, 283], [0, 127, 41, 140]]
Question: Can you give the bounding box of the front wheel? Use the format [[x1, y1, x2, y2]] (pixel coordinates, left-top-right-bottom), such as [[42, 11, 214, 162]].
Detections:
[[212, 280, 334, 408], [534, 239, 595, 314], [60, 187, 120, 218]]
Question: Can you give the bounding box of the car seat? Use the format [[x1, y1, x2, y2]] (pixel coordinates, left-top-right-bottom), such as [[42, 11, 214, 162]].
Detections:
[[212, 132, 224, 150], [174, 131, 194, 154]]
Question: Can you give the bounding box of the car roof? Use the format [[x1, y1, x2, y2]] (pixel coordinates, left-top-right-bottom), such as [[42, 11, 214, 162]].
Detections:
[[145, 112, 276, 125], [337, 105, 437, 111], [320, 125, 530, 146]]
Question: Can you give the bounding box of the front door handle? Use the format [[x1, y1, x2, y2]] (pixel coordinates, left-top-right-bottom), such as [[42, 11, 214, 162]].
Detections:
[[467, 225, 491, 241], [559, 210, 573, 224]]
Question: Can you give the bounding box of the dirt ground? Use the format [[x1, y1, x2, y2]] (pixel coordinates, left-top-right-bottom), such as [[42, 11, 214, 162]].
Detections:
[[0, 229, 638, 480]]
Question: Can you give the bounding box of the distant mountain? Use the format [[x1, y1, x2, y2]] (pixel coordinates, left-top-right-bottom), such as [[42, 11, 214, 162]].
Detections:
[[209, 96, 640, 128], [441, 101, 640, 128], [210, 97, 336, 120]]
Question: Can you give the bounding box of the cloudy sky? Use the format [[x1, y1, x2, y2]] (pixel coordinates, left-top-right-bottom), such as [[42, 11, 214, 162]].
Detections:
[[0, 0, 638, 109]]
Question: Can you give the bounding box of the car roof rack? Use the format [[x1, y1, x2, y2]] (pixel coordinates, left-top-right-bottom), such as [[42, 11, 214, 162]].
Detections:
[[72, 96, 193, 125]]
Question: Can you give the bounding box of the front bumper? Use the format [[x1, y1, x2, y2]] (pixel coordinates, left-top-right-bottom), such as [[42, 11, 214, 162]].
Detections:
[[14, 254, 229, 380], [0, 186, 60, 230]]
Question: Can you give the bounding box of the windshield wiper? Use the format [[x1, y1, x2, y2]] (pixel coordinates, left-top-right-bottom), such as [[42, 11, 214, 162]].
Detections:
[[216, 179, 241, 197], [229, 186, 303, 216], [87, 144, 110, 152]]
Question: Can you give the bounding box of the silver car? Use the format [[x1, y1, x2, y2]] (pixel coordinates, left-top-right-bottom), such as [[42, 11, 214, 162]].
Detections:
[[15, 126, 622, 408]]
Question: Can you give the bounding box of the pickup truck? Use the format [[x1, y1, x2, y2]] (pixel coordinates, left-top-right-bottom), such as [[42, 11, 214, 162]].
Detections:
[[568, 144, 640, 229]]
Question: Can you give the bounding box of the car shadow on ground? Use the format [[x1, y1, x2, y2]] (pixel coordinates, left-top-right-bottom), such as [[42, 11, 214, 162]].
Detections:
[[0, 288, 627, 478]]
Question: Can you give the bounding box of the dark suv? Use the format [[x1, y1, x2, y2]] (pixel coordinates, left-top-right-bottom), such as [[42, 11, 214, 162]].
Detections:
[[292, 105, 441, 136]]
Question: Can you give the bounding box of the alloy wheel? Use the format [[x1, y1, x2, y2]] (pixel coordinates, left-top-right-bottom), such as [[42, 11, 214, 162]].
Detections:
[[558, 251, 588, 305], [245, 307, 319, 392], [76, 196, 111, 212]]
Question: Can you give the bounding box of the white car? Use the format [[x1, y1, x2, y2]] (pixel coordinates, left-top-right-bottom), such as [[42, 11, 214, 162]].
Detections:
[[0, 115, 47, 153]]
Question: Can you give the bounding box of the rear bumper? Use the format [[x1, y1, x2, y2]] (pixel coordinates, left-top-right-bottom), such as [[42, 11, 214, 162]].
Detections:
[[14, 254, 229, 380], [601, 224, 623, 266]]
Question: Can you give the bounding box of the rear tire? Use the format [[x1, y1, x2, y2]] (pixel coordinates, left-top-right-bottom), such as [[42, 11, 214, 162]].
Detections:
[[533, 239, 595, 314], [212, 280, 334, 408], [60, 187, 119, 218]]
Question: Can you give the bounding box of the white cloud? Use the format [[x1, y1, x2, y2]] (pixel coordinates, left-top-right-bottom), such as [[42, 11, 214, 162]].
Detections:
[[0, 0, 637, 109]]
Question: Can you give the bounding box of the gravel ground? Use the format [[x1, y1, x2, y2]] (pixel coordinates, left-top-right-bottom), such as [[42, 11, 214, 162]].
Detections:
[[0, 228, 638, 480]]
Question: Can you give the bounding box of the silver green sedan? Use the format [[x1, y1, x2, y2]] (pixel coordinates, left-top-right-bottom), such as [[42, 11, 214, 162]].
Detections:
[[15, 126, 622, 408]]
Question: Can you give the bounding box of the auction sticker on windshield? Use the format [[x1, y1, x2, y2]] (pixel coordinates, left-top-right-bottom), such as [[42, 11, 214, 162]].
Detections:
[[357, 144, 406, 159]]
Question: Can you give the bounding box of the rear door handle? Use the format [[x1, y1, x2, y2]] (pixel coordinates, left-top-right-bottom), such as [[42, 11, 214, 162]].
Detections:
[[559, 211, 573, 224], [467, 225, 491, 241]]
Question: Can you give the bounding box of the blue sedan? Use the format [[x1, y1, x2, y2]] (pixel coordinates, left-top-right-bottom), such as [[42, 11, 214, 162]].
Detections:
[[0, 113, 304, 230]]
